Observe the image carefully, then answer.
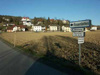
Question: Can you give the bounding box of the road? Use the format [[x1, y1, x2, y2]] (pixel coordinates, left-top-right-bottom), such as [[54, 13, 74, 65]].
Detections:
[[0, 40, 68, 75]]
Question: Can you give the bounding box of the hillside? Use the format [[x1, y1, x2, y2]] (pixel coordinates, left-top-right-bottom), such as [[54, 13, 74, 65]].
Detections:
[[0, 15, 22, 26]]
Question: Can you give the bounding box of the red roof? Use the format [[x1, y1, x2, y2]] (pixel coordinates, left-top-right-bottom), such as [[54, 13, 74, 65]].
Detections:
[[50, 19, 54, 21], [22, 17, 29, 19], [17, 25, 27, 28], [7, 27, 13, 30]]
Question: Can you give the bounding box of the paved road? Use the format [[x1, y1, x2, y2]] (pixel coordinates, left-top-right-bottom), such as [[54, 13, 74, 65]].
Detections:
[[0, 40, 68, 75]]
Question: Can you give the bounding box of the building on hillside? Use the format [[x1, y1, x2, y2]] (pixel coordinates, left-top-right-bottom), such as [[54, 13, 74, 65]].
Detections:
[[62, 20, 67, 24], [7, 25, 27, 32], [33, 26, 42, 32], [62, 20, 70, 24], [31, 25, 46, 32], [37, 19, 43, 25], [62, 26, 71, 32], [17, 25, 27, 31], [7, 26, 17, 32], [49, 25, 57, 31], [2, 17, 10, 21], [90, 26, 97, 31], [42, 26, 46, 32], [21, 17, 33, 26], [85, 28, 89, 32], [50, 19, 55, 23]]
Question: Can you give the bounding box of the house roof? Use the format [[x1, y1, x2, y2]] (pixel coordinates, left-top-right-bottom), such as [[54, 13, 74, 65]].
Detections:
[[7, 26, 13, 30], [50, 19, 55, 21], [22, 17, 29, 19], [17, 25, 27, 28]]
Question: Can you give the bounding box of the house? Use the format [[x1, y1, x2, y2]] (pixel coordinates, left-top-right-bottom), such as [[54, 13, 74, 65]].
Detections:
[[2, 17, 9, 21], [85, 28, 89, 32], [21, 17, 33, 26], [62, 26, 71, 32], [49, 25, 57, 31], [62, 20, 67, 24], [32, 25, 42, 32], [17, 25, 27, 31], [62, 20, 70, 24], [7, 25, 26, 32], [37, 19, 43, 25], [32, 25, 46, 32], [90, 27, 97, 31], [50, 19, 55, 23], [7, 26, 17, 32]]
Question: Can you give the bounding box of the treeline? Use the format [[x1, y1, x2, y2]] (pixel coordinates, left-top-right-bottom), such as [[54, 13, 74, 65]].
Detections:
[[0, 15, 70, 28], [32, 17, 70, 27]]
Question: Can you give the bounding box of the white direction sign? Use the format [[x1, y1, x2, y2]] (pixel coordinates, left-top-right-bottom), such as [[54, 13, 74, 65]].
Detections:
[[78, 37, 84, 44], [72, 28, 85, 32], [70, 20, 91, 28], [73, 32, 85, 37]]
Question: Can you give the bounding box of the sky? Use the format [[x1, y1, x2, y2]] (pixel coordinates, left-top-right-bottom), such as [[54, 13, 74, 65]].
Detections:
[[0, 0, 100, 25]]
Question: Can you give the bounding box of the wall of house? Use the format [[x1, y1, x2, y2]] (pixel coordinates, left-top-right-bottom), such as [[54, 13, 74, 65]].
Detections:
[[62, 26, 71, 32], [50, 26, 57, 31], [91, 27, 97, 30], [22, 28, 25, 31], [13, 26, 17, 32], [22, 18, 32, 26], [33, 26, 42, 31], [7, 30, 13, 32]]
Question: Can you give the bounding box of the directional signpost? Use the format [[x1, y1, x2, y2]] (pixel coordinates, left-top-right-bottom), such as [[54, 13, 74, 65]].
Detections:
[[71, 28, 85, 32], [78, 37, 84, 44], [70, 20, 91, 65], [70, 20, 91, 28], [73, 32, 85, 37]]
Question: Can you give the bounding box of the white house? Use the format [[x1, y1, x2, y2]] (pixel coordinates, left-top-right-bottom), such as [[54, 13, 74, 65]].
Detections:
[[90, 27, 97, 31], [13, 26, 17, 32], [32, 26, 42, 32], [32, 25, 46, 32], [62, 20, 67, 24], [2, 17, 9, 21], [49, 26, 57, 31], [85, 28, 89, 32], [62, 26, 71, 32], [21, 17, 33, 26], [62, 20, 69, 24]]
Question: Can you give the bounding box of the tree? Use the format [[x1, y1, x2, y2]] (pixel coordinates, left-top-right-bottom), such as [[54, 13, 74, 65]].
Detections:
[[9, 17, 13, 23], [33, 17, 38, 25], [47, 17, 50, 25]]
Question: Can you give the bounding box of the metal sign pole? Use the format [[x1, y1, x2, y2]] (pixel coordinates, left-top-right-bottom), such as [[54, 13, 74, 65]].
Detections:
[[79, 44, 81, 65]]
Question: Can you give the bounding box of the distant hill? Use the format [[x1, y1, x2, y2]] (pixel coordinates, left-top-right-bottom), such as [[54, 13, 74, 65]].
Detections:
[[0, 15, 22, 26]]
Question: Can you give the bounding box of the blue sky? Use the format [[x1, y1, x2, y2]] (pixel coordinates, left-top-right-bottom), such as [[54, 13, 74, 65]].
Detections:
[[0, 0, 100, 25]]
